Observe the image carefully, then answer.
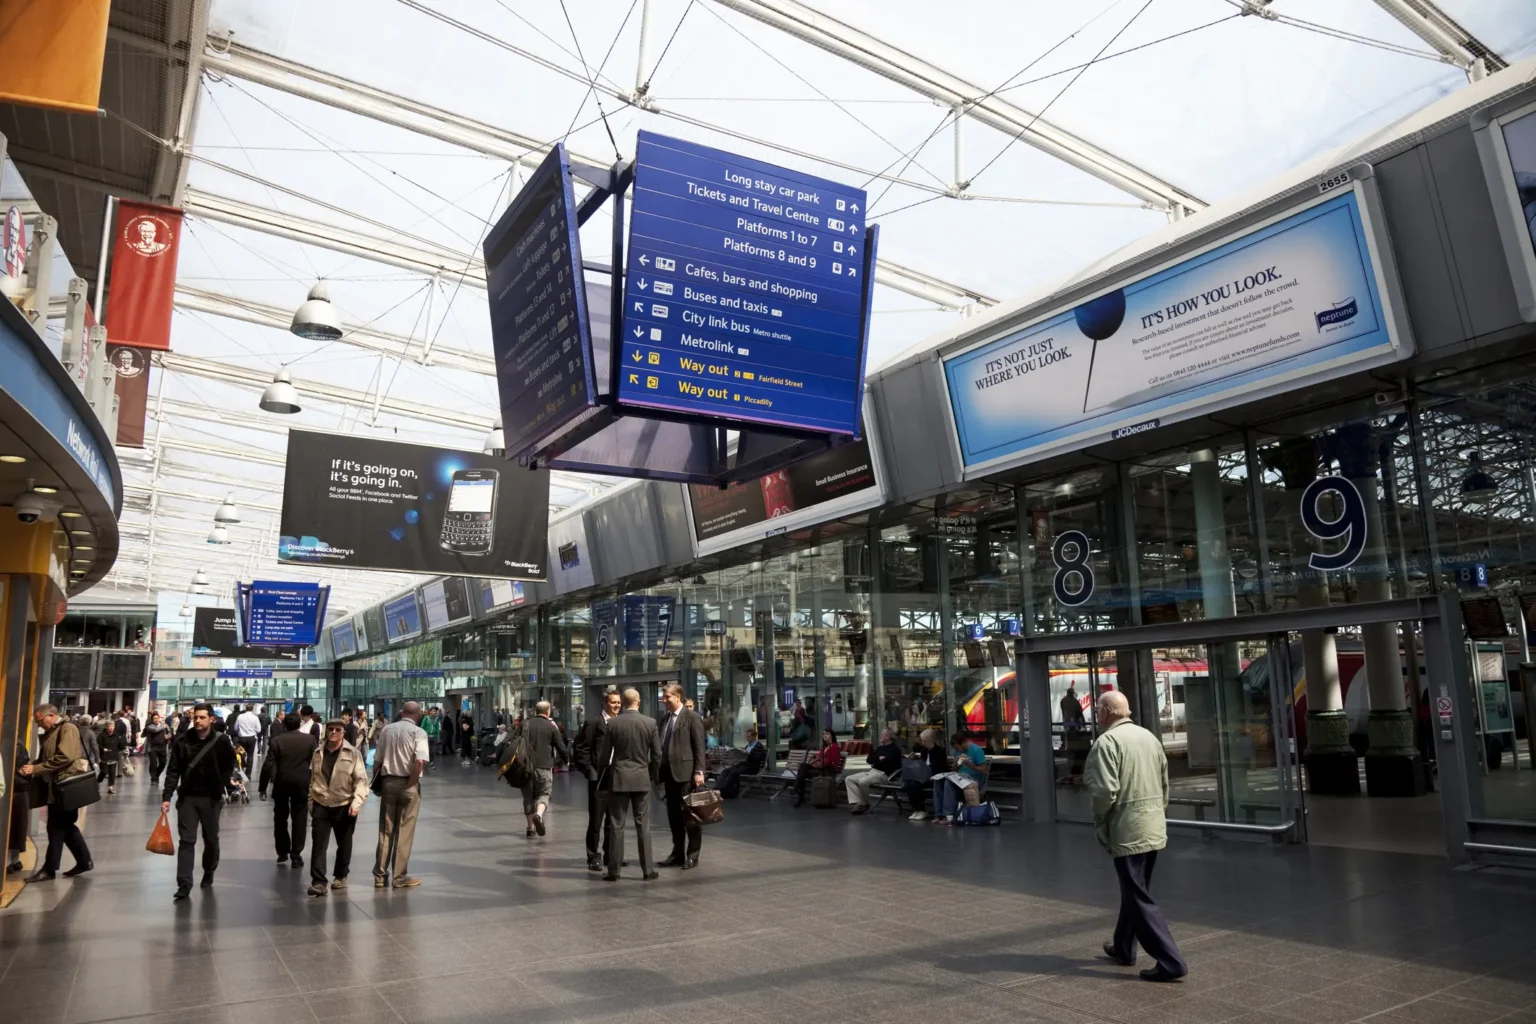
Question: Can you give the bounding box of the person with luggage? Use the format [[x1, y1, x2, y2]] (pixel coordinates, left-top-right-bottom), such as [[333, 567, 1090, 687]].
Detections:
[[905, 728, 949, 821], [161, 703, 236, 900], [519, 702, 569, 838], [657, 683, 707, 869], [306, 718, 369, 898], [259, 712, 319, 868], [792, 727, 844, 808], [932, 730, 989, 826], [20, 704, 93, 881]]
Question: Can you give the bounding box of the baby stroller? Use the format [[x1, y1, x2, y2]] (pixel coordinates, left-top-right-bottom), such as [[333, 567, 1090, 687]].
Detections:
[[225, 744, 252, 804]]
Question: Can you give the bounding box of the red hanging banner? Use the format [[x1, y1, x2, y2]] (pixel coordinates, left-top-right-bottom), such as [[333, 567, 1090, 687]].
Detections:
[[104, 201, 183, 352]]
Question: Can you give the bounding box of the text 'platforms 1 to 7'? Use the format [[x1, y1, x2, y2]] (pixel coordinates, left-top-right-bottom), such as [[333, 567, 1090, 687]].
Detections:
[[619, 131, 873, 435]]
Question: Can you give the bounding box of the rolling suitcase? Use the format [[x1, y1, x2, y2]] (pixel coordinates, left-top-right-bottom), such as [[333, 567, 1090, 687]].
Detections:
[[810, 775, 837, 809]]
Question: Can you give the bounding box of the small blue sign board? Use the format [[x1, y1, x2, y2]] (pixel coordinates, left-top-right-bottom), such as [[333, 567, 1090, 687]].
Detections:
[[402, 669, 444, 678], [622, 595, 676, 651], [1454, 563, 1490, 588], [238, 580, 328, 647], [619, 131, 875, 436], [965, 623, 986, 640], [217, 669, 273, 679], [1004, 618, 1022, 636], [483, 144, 594, 458]]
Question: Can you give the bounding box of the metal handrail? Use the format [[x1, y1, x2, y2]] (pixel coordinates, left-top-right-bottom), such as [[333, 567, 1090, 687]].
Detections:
[[1467, 818, 1536, 833], [1168, 817, 1296, 836], [1465, 841, 1536, 858]]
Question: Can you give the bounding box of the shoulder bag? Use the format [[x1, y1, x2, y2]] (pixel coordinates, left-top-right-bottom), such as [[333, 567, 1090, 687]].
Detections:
[[54, 758, 101, 812]]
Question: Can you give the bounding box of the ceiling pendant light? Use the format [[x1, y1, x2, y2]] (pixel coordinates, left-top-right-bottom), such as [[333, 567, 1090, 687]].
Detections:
[[1460, 451, 1498, 504], [214, 493, 241, 524], [180, 602, 192, 617], [290, 281, 342, 340], [260, 368, 301, 414], [207, 524, 231, 545], [483, 416, 505, 456], [193, 568, 209, 587]]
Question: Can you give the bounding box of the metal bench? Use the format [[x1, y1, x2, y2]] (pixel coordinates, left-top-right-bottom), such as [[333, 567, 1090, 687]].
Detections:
[[740, 749, 810, 799]]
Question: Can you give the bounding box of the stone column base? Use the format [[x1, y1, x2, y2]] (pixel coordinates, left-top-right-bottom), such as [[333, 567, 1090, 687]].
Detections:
[[1365, 709, 1426, 796], [1305, 710, 1360, 794]]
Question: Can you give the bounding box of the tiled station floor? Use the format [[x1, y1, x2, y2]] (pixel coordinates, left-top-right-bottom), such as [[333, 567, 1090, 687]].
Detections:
[[2, 763, 1534, 1024]]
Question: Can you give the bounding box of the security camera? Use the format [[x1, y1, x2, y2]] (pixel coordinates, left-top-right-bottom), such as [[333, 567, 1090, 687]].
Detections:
[[14, 490, 46, 524]]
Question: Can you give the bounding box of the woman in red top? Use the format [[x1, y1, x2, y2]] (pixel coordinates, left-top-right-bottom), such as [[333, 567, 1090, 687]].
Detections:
[[792, 728, 843, 807]]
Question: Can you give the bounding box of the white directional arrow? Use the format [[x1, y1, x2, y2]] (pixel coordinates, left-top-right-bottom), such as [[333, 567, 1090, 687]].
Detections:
[[633, 300, 644, 312], [633, 325, 644, 337], [850, 203, 860, 213], [849, 225, 859, 235], [639, 254, 649, 266], [638, 278, 649, 290], [849, 245, 857, 256]]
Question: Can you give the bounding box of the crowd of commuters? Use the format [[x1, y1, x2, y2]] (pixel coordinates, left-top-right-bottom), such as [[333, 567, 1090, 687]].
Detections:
[[5, 688, 1187, 982]]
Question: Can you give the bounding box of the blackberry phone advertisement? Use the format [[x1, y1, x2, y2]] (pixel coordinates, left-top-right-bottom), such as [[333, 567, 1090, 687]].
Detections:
[[279, 429, 549, 580], [191, 607, 298, 661], [685, 412, 885, 556]]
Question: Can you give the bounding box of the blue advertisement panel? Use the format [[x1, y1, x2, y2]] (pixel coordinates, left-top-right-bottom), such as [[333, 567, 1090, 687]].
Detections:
[[943, 186, 1410, 473], [329, 619, 357, 660], [483, 144, 593, 457], [244, 580, 327, 647], [618, 131, 871, 436], [383, 592, 422, 643]]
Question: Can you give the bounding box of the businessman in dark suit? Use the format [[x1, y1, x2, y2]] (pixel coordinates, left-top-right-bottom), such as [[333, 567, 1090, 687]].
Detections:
[[603, 688, 661, 882], [658, 681, 709, 869], [572, 688, 622, 871]]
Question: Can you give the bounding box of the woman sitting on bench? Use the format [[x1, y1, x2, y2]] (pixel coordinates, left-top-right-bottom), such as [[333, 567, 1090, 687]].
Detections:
[[905, 728, 949, 821], [792, 728, 844, 807]]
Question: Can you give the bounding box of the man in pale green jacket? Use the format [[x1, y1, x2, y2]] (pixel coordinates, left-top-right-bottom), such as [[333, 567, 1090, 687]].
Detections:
[[1085, 690, 1187, 982]]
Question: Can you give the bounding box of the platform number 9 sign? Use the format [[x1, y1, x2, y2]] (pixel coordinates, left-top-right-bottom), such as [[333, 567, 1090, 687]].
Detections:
[[1052, 530, 1095, 607], [1300, 475, 1368, 571]]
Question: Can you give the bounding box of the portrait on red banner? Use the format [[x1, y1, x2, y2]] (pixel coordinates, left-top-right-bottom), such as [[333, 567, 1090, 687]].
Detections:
[[108, 345, 151, 447], [104, 200, 183, 352]]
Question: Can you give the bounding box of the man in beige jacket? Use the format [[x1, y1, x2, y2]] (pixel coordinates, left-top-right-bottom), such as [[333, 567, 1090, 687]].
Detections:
[[307, 718, 369, 898], [1085, 691, 1187, 982]]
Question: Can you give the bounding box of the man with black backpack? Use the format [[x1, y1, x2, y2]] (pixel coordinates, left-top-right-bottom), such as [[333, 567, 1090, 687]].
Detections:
[[518, 702, 568, 839], [161, 703, 237, 901]]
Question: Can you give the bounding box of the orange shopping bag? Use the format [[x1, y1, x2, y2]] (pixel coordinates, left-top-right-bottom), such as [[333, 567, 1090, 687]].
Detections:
[[146, 810, 174, 856]]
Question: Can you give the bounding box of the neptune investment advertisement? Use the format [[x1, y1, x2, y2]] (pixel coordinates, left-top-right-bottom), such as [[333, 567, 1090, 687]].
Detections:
[[943, 186, 1409, 474]]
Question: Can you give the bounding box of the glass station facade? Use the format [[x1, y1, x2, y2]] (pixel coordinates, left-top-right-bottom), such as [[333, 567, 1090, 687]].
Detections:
[[336, 354, 1536, 846]]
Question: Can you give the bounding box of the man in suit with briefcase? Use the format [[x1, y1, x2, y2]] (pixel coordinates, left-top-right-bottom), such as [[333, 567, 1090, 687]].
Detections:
[[657, 682, 708, 870], [603, 688, 661, 882]]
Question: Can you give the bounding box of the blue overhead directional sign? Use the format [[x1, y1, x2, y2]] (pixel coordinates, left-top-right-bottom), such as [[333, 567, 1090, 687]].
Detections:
[[241, 580, 327, 647], [619, 131, 876, 436], [483, 144, 594, 458]]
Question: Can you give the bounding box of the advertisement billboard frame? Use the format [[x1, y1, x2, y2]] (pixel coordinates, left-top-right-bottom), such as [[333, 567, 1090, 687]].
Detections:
[[419, 576, 475, 633], [683, 395, 888, 558], [1473, 93, 1536, 324], [278, 428, 549, 581], [382, 591, 423, 644], [936, 172, 1413, 480]]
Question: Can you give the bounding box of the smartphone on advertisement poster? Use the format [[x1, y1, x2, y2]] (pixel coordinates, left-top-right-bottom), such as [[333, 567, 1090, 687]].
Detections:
[[440, 469, 498, 554]]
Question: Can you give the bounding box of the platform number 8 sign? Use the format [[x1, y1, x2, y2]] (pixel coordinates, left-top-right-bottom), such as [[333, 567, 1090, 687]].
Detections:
[[1300, 475, 1368, 571], [1052, 530, 1095, 607]]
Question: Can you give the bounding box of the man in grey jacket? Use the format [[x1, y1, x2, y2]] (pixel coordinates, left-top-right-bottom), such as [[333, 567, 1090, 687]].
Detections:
[[602, 689, 661, 882], [1085, 690, 1187, 983]]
